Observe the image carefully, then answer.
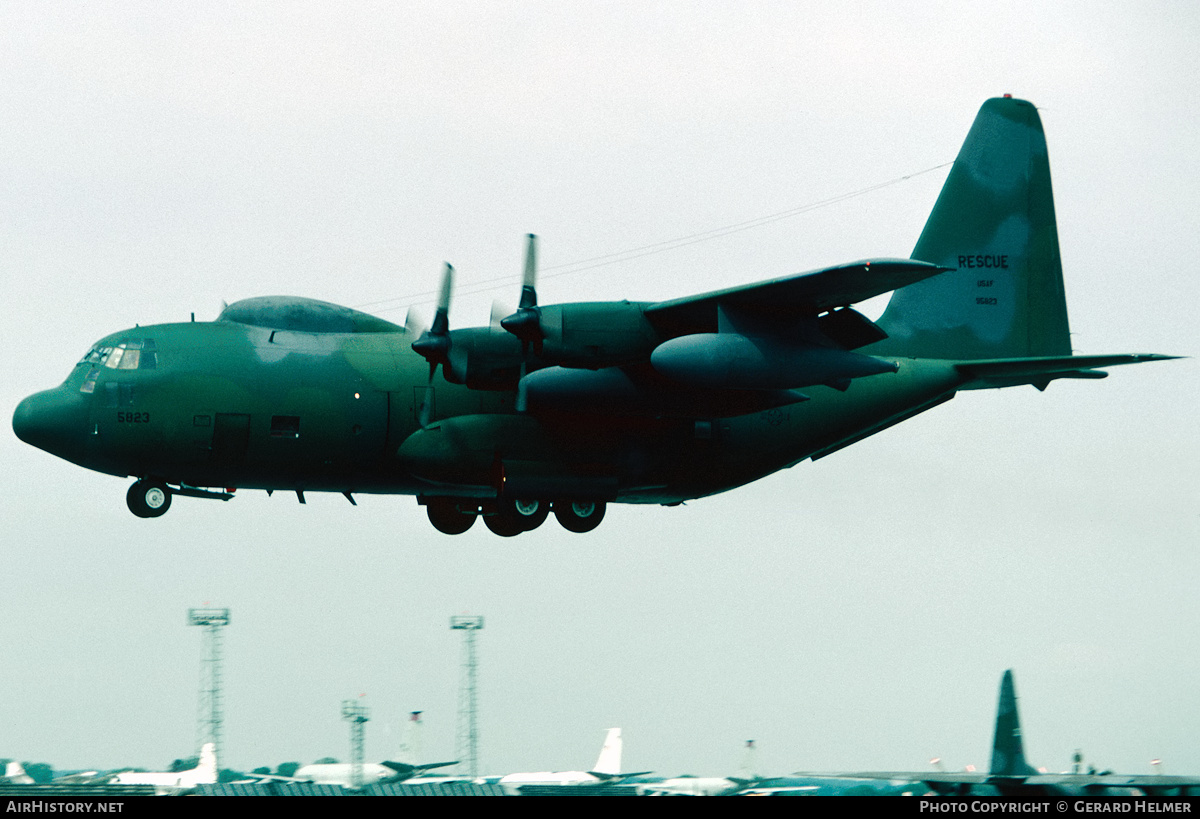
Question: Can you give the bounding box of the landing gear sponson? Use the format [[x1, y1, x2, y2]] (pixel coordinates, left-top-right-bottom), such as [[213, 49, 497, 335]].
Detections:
[[422, 497, 606, 536]]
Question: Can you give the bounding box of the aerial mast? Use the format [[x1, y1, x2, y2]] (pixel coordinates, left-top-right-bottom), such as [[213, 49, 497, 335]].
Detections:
[[341, 698, 370, 789], [450, 615, 484, 777], [187, 607, 230, 769]]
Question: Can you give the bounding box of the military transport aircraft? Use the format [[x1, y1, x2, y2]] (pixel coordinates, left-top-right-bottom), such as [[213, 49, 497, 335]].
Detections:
[[108, 742, 218, 795], [742, 671, 1200, 797], [12, 97, 1174, 536], [496, 727, 640, 794]]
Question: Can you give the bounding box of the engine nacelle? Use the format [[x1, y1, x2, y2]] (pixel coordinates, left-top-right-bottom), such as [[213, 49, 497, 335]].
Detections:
[[534, 302, 659, 369], [439, 328, 526, 390], [650, 333, 897, 389]]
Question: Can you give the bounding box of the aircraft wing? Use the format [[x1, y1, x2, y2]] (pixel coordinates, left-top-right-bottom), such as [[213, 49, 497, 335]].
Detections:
[[1019, 773, 1200, 796], [645, 259, 949, 328], [589, 769, 653, 782], [380, 760, 459, 779], [791, 770, 1200, 797], [801, 770, 989, 784], [229, 772, 312, 784]]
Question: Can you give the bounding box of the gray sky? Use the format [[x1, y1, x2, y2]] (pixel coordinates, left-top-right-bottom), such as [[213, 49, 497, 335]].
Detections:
[[2, 1, 1197, 778]]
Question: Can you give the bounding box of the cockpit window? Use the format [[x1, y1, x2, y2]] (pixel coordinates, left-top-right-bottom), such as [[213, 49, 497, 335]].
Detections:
[[99, 339, 157, 371], [78, 340, 157, 392], [80, 346, 113, 367]]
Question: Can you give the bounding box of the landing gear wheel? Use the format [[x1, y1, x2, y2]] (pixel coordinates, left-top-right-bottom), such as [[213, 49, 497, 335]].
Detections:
[[553, 500, 606, 533], [127, 480, 171, 518], [426, 499, 477, 535], [512, 499, 550, 532], [484, 504, 526, 537]]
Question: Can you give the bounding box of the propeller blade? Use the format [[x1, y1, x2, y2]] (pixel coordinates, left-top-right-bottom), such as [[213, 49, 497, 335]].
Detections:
[[501, 235, 543, 345], [515, 360, 528, 413], [412, 263, 455, 429], [412, 263, 454, 367], [419, 381, 434, 428], [431, 262, 453, 336], [490, 300, 513, 330], [404, 306, 426, 337], [519, 233, 538, 309]]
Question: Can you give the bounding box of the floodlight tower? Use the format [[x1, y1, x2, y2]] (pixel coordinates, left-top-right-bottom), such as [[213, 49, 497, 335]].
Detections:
[[187, 607, 230, 767], [739, 739, 759, 780], [341, 699, 370, 789], [450, 615, 484, 777]]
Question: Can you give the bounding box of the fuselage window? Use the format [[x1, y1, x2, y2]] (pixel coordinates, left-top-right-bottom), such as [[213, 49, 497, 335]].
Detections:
[[270, 416, 301, 439], [105, 383, 134, 408]]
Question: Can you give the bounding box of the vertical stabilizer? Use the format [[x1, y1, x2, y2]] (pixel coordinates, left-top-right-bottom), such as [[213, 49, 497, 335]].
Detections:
[[872, 97, 1071, 360], [196, 742, 218, 784], [990, 670, 1037, 776], [395, 711, 424, 765], [593, 727, 623, 775], [737, 739, 759, 780], [3, 762, 34, 784]]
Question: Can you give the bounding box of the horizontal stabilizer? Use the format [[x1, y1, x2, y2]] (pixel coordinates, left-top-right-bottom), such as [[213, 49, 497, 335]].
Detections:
[[956, 354, 1179, 391]]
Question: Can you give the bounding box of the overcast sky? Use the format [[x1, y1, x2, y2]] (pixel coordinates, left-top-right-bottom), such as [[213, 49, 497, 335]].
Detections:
[[2, 1, 1197, 779]]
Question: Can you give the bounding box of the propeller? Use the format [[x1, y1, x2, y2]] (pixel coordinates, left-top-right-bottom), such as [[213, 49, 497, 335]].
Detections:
[[411, 263, 454, 427], [500, 233, 543, 353], [489, 299, 513, 331], [497, 234, 544, 412], [404, 305, 426, 337]]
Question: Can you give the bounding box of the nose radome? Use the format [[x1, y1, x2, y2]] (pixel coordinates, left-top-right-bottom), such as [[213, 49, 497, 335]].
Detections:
[[13, 388, 89, 459]]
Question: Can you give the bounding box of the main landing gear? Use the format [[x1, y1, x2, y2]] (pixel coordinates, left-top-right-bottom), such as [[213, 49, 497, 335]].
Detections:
[[423, 498, 607, 536], [553, 500, 605, 533]]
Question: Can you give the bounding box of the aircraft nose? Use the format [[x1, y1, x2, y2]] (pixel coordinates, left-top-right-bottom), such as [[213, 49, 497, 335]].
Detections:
[[13, 387, 90, 459]]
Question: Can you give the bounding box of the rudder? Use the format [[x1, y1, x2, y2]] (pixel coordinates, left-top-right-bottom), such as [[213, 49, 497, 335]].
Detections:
[[872, 97, 1071, 360]]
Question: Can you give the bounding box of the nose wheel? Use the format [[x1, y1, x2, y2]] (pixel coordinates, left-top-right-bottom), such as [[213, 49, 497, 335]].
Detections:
[[127, 479, 172, 518]]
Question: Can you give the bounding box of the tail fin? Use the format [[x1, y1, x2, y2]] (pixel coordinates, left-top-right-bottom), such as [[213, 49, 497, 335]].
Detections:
[[737, 739, 759, 780], [989, 670, 1037, 776], [196, 742, 218, 784], [592, 727, 623, 775], [395, 711, 424, 765], [873, 97, 1071, 360], [4, 761, 33, 784]]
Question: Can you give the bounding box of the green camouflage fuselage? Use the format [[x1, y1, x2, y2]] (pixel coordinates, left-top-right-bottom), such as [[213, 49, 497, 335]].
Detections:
[[37, 316, 962, 504]]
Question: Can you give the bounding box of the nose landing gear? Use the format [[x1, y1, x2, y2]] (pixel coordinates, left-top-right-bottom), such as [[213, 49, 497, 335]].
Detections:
[[127, 479, 172, 518], [125, 480, 234, 517]]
